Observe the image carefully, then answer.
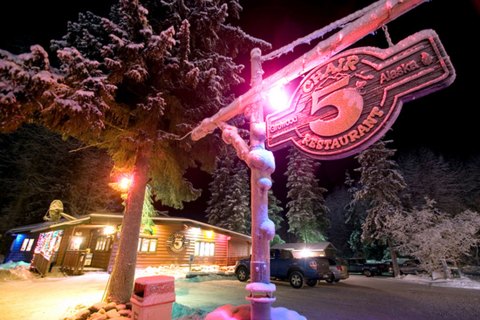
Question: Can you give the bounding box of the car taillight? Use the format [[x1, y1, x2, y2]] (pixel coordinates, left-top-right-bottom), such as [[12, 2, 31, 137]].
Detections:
[[309, 260, 318, 270]]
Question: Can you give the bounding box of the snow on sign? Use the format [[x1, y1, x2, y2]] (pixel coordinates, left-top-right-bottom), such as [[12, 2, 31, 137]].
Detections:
[[266, 29, 455, 160]]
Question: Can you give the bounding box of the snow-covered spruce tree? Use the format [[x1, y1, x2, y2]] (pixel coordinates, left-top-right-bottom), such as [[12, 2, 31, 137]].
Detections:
[[222, 147, 251, 234], [285, 147, 329, 243], [206, 145, 250, 233], [325, 185, 352, 256], [345, 170, 385, 259], [353, 139, 406, 276], [207, 145, 284, 237], [344, 171, 366, 255], [460, 155, 480, 214], [268, 187, 285, 245], [386, 198, 480, 278], [206, 146, 236, 227], [0, 0, 269, 303], [398, 148, 465, 214], [141, 184, 158, 235], [0, 125, 121, 230]]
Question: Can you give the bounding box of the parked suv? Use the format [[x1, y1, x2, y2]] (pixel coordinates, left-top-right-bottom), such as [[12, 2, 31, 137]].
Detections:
[[234, 248, 333, 288], [326, 257, 349, 283], [346, 258, 389, 277]]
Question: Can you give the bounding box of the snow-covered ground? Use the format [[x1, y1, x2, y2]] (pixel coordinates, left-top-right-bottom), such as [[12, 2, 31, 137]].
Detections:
[[1, 261, 479, 320]]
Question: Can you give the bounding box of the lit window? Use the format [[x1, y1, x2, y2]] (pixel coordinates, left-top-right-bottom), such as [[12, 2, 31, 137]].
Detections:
[[20, 238, 35, 252], [26, 239, 34, 251], [69, 236, 84, 250], [194, 241, 215, 257], [95, 237, 111, 251], [148, 239, 157, 252], [138, 237, 158, 253]]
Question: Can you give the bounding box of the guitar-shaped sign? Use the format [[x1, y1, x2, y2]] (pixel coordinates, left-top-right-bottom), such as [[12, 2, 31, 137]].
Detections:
[[266, 29, 456, 159]]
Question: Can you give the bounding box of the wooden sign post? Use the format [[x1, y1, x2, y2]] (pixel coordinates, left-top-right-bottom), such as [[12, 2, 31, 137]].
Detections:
[[191, 2, 455, 319], [266, 30, 455, 160]]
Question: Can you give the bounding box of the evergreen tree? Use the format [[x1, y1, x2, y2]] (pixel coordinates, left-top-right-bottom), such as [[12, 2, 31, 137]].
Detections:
[[141, 184, 158, 235], [353, 139, 406, 274], [206, 145, 250, 234], [460, 154, 480, 213], [325, 185, 351, 256], [268, 186, 285, 245], [285, 147, 329, 243], [224, 150, 250, 234], [344, 171, 377, 257], [65, 143, 123, 216], [206, 147, 235, 227], [398, 148, 464, 214], [207, 145, 284, 238], [0, 0, 269, 303], [0, 125, 120, 230]]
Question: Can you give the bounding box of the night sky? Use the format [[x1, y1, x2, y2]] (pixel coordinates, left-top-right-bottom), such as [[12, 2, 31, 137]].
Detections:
[[1, 0, 479, 219]]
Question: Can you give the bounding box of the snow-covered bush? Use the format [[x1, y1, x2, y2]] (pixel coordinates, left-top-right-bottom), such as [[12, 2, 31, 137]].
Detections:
[[386, 198, 480, 277]]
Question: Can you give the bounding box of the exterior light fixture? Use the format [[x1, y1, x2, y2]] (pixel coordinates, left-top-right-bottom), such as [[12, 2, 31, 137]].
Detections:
[[267, 85, 290, 111], [118, 175, 133, 192], [205, 230, 214, 239], [103, 225, 116, 235]]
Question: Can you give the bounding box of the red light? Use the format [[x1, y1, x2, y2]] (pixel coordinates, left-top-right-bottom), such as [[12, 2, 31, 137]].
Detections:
[[118, 175, 133, 192]]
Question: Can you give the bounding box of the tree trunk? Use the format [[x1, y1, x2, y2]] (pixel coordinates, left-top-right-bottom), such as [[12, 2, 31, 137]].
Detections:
[[387, 238, 400, 277], [104, 141, 152, 303]]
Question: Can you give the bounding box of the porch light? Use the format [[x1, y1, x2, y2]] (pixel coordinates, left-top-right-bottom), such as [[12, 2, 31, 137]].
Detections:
[[118, 175, 133, 192], [205, 230, 214, 239], [72, 236, 83, 250], [103, 225, 116, 235]]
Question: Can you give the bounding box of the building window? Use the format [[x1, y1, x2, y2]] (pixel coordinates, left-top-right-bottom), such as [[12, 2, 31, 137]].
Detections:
[[95, 236, 112, 251], [194, 241, 215, 257], [138, 237, 157, 253], [20, 238, 35, 252]]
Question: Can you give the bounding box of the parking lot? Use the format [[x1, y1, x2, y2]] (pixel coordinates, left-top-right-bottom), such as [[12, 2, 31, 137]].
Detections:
[[1, 270, 480, 319]]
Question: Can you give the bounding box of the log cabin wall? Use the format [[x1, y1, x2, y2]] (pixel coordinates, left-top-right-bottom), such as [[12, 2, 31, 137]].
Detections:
[[227, 239, 251, 265], [108, 221, 251, 270]]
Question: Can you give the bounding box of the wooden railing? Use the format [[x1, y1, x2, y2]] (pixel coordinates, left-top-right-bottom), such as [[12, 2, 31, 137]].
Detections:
[[31, 253, 51, 277], [61, 250, 87, 275]]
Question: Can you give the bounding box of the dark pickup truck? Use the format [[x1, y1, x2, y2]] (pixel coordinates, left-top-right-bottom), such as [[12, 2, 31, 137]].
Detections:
[[234, 248, 333, 288], [346, 258, 390, 277]]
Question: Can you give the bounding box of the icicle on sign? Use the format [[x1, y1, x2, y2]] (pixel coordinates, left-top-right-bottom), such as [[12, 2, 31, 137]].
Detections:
[[266, 29, 455, 160]]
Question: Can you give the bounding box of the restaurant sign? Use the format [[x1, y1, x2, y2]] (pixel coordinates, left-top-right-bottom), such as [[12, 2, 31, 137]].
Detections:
[[266, 29, 455, 160]]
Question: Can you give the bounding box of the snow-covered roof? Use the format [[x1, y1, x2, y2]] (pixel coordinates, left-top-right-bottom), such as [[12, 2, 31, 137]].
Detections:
[[6, 212, 251, 242], [86, 213, 252, 241], [5, 221, 60, 234]]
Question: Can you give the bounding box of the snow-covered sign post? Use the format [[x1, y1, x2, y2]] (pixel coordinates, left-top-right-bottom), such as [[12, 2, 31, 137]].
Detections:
[[191, 1, 455, 319]]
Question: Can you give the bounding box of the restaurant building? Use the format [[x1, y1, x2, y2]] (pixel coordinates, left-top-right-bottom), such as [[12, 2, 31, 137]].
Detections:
[[4, 212, 251, 276]]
